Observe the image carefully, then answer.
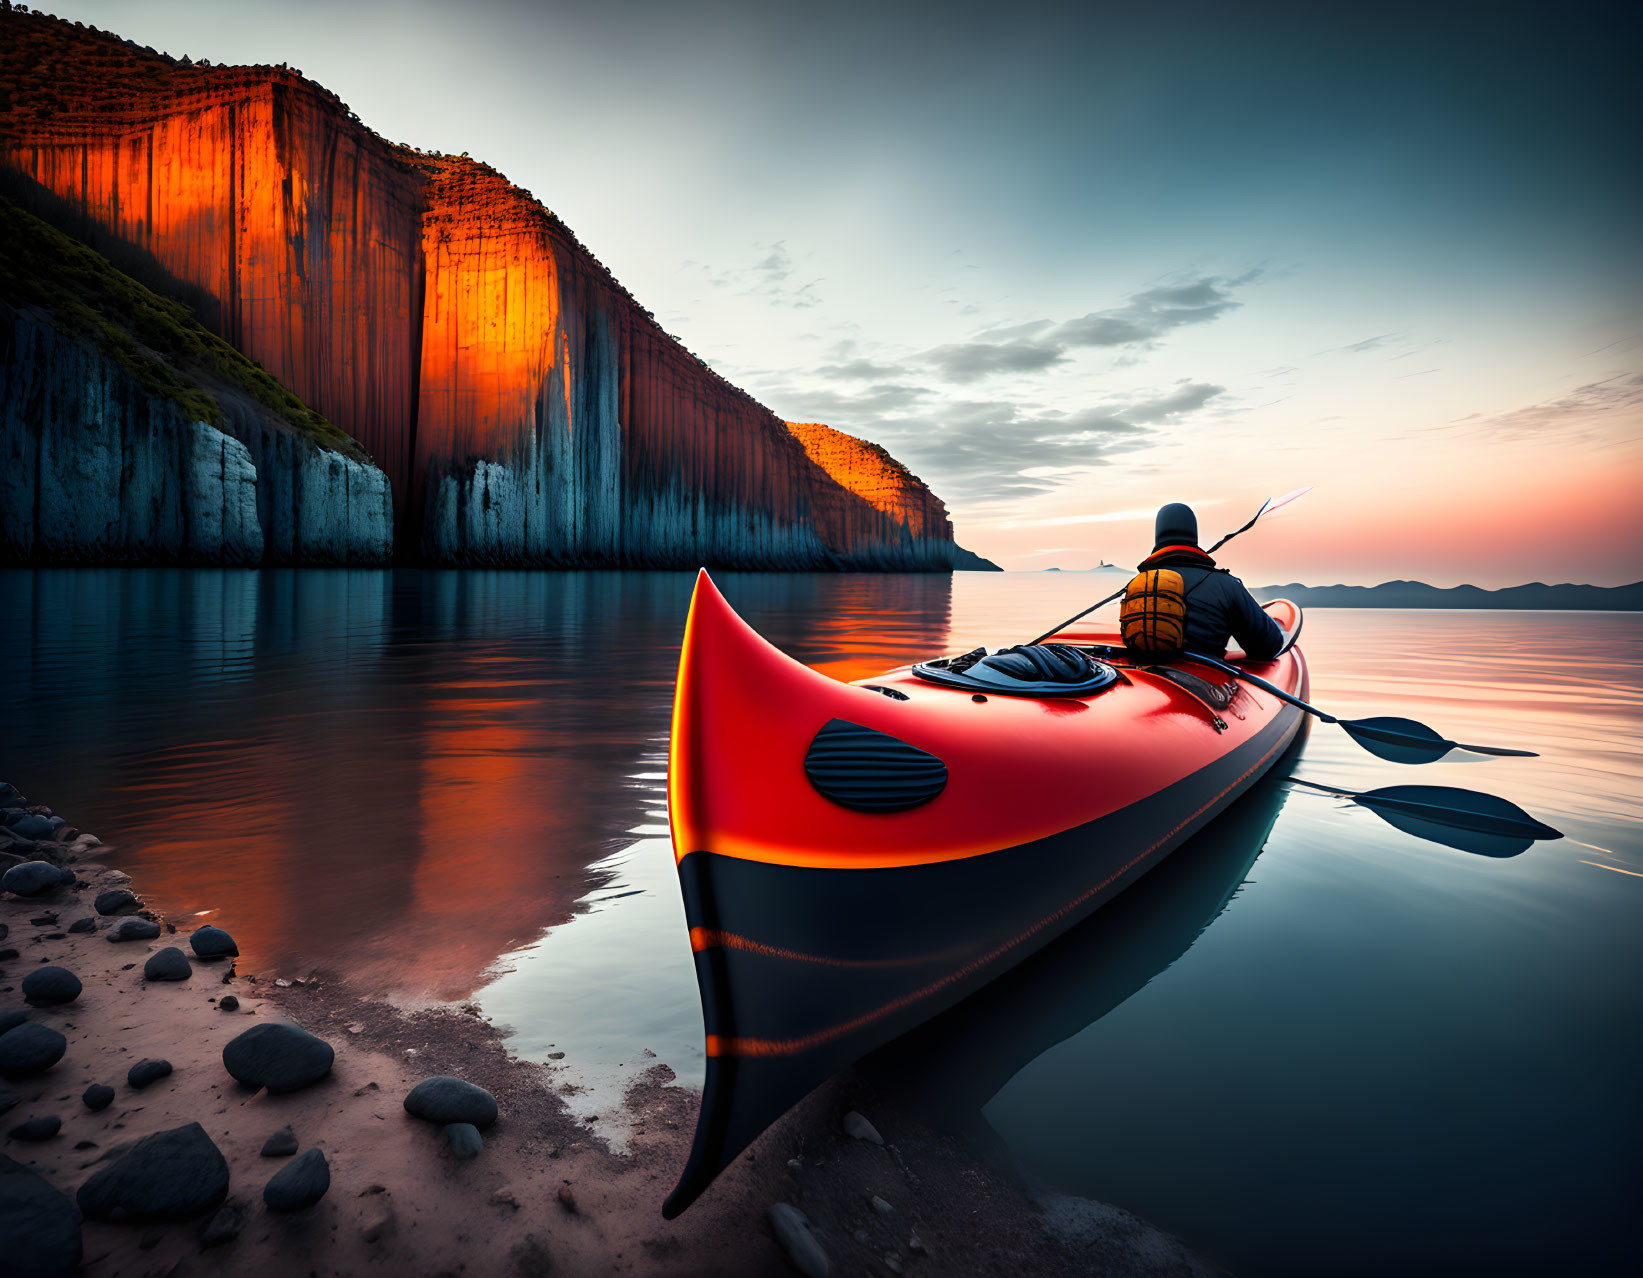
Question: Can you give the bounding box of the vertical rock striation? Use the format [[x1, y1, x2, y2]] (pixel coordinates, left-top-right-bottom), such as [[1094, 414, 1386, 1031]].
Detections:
[[0, 10, 964, 569], [1, 304, 392, 564]]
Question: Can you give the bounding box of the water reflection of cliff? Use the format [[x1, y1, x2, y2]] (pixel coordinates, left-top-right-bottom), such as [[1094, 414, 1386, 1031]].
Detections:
[[861, 743, 1300, 1156], [5, 569, 953, 1001]]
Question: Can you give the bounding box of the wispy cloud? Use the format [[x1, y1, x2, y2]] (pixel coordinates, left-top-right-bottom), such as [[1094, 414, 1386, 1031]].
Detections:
[[999, 498, 1223, 529], [685, 240, 825, 309], [1466, 373, 1643, 442], [912, 272, 1258, 384]]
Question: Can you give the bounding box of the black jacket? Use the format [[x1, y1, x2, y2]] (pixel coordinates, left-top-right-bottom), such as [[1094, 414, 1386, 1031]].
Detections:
[[1139, 545, 1284, 660]]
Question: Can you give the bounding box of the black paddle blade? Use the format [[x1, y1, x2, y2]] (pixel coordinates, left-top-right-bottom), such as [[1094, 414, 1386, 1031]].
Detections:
[[1290, 778, 1563, 858], [1339, 716, 1537, 765]]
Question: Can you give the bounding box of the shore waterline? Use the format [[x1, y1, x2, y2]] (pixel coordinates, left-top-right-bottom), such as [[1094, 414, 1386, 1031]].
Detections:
[[4, 567, 1639, 1275]]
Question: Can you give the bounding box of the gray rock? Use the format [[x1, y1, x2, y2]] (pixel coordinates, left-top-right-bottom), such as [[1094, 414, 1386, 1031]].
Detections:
[[4, 816, 54, 843], [443, 1122, 483, 1159], [108, 918, 162, 942], [8, 1114, 61, 1142], [67, 916, 98, 934], [1, 860, 61, 897], [144, 948, 192, 982], [218, 995, 240, 1012], [263, 1148, 329, 1212], [0, 1011, 27, 1036], [870, 1194, 894, 1214], [82, 1084, 115, 1112], [0, 1022, 67, 1077], [0, 1152, 83, 1275], [76, 1122, 230, 1222], [842, 1111, 884, 1144], [54, 866, 76, 885], [22, 966, 82, 1007], [403, 1076, 498, 1129], [94, 889, 138, 915], [260, 1125, 297, 1157], [188, 926, 238, 959], [768, 1203, 830, 1278], [127, 1059, 173, 1089], [222, 1023, 334, 1093], [198, 1197, 248, 1248]]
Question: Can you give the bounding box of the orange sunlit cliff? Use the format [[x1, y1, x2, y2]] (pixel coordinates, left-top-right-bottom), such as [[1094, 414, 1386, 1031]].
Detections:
[[0, 9, 964, 569]]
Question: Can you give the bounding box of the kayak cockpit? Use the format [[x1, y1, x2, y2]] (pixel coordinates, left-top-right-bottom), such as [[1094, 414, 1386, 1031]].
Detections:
[[912, 642, 1122, 698]]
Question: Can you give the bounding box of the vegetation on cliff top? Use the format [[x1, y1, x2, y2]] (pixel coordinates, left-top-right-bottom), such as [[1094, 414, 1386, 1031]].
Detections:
[[0, 194, 371, 464]]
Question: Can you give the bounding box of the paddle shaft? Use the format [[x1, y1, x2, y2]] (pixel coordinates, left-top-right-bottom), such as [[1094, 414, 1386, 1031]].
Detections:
[[1179, 650, 1338, 722]]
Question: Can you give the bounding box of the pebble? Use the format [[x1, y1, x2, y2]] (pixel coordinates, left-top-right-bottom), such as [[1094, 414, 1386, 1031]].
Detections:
[[842, 1111, 884, 1145], [261, 1126, 298, 1157], [870, 1194, 894, 1214], [222, 1023, 334, 1093], [1, 860, 61, 897], [77, 1122, 231, 1222], [403, 1076, 498, 1128], [107, 918, 162, 943], [82, 1083, 115, 1112], [103, 870, 130, 885], [218, 995, 240, 1012], [263, 1147, 330, 1212], [768, 1202, 830, 1278], [127, 1058, 173, 1089], [444, 1122, 484, 1160], [557, 1183, 578, 1214], [144, 947, 192, 982], [22, 965, 82, 1007], [94, 889, 138, 915], [490, 1185, 520, 1210], [198, 1197, 248, 1248], [7, 1114, 61, 1142], [0, 1151, 83, 1275], [67, 916, 98, 934], [4, 816, 54, 843], [189, 925, 238, 959], [883, 1252, 904, 1274], [0, 1022, 68, 1077]]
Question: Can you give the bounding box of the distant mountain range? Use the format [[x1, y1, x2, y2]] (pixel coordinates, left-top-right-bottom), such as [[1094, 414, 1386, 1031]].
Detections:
[[1253, 580, 1642, 610], [1028, 567, 1641, 609]]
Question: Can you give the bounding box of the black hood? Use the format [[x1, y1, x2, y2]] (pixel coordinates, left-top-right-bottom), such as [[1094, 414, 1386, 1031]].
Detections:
[[1154, 502, 1199, 549]]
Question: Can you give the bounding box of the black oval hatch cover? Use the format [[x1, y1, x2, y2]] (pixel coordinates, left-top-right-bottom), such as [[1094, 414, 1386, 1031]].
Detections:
[[803, 718, 948, 813]]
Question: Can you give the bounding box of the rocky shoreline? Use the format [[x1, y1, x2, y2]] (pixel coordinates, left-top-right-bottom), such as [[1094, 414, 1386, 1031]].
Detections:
[[0, 784, 1219, 1277]]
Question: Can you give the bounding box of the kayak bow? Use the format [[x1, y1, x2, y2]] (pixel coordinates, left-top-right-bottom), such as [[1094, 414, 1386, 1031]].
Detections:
[[662, 570, 1309, 1217]]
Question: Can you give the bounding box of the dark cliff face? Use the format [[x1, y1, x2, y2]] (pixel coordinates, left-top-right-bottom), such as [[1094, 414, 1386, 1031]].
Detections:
[[0, 10, 964, 569], [0, 196, 392, 564]]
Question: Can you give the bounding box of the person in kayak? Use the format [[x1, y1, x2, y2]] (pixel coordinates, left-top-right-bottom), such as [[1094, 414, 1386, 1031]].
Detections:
[[1135, 502, 1284, 660]]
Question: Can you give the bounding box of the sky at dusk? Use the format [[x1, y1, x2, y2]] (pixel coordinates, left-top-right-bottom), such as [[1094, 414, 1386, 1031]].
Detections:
[[41, 0, 1643, 585]]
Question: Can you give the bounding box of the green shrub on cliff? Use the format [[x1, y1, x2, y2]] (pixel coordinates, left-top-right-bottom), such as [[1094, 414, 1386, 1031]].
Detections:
[[0, 194, 370, 464]]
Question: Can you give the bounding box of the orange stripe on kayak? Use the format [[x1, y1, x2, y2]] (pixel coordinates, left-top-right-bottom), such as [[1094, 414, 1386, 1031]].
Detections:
[[690, 927, 974, 970], [705, 720, 1298, 1059]]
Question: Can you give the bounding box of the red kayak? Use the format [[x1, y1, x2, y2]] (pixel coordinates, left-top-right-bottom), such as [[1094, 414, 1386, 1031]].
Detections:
[[663, 569, 1309, 1216]]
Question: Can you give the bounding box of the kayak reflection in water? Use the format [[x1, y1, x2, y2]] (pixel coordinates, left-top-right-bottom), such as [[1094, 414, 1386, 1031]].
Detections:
[[860, 741, 1301, 1154]]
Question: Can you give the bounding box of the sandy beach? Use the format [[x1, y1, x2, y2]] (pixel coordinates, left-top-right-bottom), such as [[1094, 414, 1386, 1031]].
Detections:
[[1, 787, 1216, 1277]]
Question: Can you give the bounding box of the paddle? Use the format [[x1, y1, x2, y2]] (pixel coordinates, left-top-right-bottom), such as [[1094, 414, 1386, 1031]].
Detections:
[[1286, 778, 1563, 857], [1179, 650, 1537, 763], [1026, 487, 1312, 646]]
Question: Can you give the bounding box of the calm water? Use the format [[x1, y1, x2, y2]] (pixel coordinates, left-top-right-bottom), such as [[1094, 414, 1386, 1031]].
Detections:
[[5, 569, 1639, 1275]]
